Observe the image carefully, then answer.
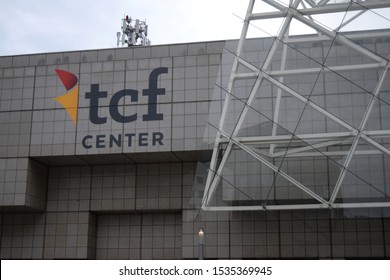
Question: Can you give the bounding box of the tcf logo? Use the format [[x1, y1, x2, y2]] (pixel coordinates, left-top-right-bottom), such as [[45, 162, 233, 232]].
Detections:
[[54, 69, 79, 125], [55, 67, 168, 149]]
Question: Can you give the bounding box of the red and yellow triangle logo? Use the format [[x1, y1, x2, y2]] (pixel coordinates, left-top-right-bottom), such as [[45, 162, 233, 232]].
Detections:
[[54, 69, 79, 125]]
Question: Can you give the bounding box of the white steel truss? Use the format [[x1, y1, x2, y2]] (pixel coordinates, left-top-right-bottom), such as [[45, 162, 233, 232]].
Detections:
[[202, 0, 390, 211]]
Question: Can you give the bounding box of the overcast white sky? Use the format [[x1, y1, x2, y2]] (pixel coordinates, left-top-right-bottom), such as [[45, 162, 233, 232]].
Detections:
[[0, 0, 249, 55], [1, 0, 390, 56]]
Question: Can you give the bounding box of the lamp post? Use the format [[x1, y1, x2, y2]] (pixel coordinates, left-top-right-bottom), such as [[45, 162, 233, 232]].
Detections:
[[198, 228, 204, 260]]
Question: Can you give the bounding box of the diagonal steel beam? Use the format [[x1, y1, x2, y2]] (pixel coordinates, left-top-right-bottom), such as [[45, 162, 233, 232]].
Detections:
[[261, 0, 390, 16], [336, 10, 367, 31], [203, 0, 256, 204], [262, 0, 387, 62], [203, 75, 264, 207], [317, 0, 330, 7], [203, 0, 390, 211], [270, 29, 290, 155], [232, 54, 390, 158], [203, 0, 303, 207], [329, 61, 390, 204], [304, 0, 316, 8], [220, 130, 330, 205]]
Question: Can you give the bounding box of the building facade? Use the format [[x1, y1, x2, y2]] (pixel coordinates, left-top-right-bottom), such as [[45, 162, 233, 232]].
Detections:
[[1, 30, 390, 259]]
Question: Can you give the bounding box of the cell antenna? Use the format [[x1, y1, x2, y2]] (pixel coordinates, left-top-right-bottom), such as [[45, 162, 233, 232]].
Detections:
[[117, 15, 150, 47]]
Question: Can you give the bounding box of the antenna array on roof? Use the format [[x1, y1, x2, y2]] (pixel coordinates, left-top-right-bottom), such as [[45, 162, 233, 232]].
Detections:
[[117, 15, 150, 47]]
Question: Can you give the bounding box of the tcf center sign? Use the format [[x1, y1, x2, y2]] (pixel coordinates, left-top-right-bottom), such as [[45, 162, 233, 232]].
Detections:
[[54, 67, 168, 150]]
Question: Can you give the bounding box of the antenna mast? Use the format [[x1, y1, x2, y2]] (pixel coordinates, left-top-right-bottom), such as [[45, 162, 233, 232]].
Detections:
[[117, 15, 150, 47]]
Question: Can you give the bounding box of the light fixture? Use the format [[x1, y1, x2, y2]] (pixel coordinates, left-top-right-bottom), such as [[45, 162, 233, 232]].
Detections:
[[198, 228, 204, 260]]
